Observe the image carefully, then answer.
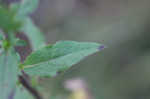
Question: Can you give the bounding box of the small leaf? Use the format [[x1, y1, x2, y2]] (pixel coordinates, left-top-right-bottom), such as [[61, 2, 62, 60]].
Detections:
[[0, 50, 19, 99], [10, 1, 45, 50], [2, 40, 10, 50], [22, 41, 104, 76], [0, 32, 4, 41], [15, 39, 27, 46], [10, 3, 20, 13], [0, 6, 21, 32], [13, 0, 39, 17], [21, 18, 45, 50]]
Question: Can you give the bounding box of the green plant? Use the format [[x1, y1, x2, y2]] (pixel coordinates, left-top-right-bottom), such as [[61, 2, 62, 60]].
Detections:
[[0, 0, 105, 99]]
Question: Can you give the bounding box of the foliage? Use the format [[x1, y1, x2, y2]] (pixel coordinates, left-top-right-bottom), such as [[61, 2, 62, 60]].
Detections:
[[0, 0, 105, 99], [22, 41, 102, 76]]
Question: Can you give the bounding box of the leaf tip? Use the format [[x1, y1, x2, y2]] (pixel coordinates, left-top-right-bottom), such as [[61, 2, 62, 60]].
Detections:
[[98, 45, 106, 51]]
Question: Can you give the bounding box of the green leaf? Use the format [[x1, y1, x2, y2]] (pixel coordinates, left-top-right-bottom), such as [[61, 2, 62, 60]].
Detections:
[[15, 39, 27, 46], [0, 6, 21, 32], [21, 0, 39, 15], [0, 50, 19, 99], [22, 41, 104, 76], [10, 1, 45, 50], [0, 32, 4, 41], [21, 18, 45, 50], [12, 0, 39, 17]]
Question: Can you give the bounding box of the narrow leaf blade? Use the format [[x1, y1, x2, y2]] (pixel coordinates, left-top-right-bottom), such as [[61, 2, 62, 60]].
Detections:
[[0, 50, 19, 99], [21, 18, 46, 50], [15, 0, 39, 16]]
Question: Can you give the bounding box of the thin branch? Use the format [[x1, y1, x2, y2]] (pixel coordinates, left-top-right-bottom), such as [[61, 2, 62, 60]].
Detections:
[[18, 71, 42, 99]]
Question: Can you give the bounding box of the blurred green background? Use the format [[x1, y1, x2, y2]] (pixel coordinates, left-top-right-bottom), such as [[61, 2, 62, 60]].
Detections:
[[8, 0, 150, 99], [32, 0, 150, 99]]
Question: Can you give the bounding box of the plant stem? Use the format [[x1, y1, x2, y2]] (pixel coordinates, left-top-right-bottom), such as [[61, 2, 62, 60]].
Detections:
[[19, 71, 42, 99]]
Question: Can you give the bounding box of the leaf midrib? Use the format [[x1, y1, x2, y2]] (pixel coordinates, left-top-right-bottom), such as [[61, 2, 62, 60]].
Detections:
[[23, 47, 98, 69]]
